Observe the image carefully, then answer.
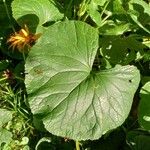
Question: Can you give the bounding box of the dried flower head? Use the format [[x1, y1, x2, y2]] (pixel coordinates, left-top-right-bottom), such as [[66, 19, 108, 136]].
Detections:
[[7, 25, 41, 52], [3, 69, 13, 80]]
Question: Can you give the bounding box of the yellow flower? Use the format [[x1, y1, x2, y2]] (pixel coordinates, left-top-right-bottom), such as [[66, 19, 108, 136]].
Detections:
[[7, 25, 41, 52]]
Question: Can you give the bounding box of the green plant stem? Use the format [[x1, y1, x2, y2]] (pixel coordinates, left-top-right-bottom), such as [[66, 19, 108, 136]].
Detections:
[[100, 1, 110, 18], [76, 141, 80, 150], [22, 52, 26, 62], [100, 14, 111, 27], [3, 0, 15, 32], [0, 77, 7, 82], [78, 0, 90, 20], [65, 0, 74, 18], [82, 13, 89, 22], [15, 76, 24, 81]]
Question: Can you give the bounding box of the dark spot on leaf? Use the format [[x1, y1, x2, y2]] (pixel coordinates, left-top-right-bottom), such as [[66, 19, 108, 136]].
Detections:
[[34, 69, 43, 74], [129, 79, 132, 83]]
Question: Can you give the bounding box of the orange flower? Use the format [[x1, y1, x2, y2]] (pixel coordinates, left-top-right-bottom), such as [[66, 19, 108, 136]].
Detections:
[[7, 25, 41, 52]]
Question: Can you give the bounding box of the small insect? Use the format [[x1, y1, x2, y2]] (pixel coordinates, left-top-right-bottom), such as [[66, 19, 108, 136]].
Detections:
[[7, 25, 41, 52]]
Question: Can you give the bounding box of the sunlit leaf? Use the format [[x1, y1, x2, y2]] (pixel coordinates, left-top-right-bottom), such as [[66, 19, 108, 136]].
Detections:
[[25, 21, 140, 140], [12, 0, 63, 32]]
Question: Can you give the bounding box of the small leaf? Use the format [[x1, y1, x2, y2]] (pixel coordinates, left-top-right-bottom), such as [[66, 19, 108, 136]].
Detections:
[[20, 137, 29, 145], [0, 109, 13, 146], [35, 137, 51, 150], [99, 23, 130, 35], [0, 109, 12, 128], [93, 0, 108, 6], [128, 0, 150, 34], [110, 0, 126, 14], [25, 21, 140, 140], [138, 82, 150, 130], [0, 128, 12, 146], [87, 1, 102, 26], [22, 145, 30, 150]]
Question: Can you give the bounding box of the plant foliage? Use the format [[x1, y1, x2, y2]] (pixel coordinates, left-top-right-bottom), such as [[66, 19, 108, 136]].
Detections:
[[0, 0, 149, 149]]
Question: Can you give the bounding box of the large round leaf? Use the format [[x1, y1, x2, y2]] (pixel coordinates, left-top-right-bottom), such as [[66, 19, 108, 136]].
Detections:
[[25, 21, 140, 140]]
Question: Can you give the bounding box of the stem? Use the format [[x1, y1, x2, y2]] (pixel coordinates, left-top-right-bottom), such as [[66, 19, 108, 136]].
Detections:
[[82, 13, 89, 22], [99, 14, 111, 27], [102, 14, 111, 23], [96, 49, 101, 70], [100, 1, 110, 18], [3, 0, 15, 32], [76, 141, 80, 150], [78, 0, 90, 20], [15, 76, 24, 81], [65, 0, 74, 18], [22, 51, 26, 62], [0, 77, 7, 82]]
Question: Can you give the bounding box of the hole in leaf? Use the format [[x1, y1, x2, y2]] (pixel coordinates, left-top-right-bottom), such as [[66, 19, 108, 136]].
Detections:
[[129, 79, 132, 83]]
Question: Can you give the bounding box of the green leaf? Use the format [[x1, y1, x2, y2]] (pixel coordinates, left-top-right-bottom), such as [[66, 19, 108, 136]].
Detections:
[[109, 0, 126, 14], [0, 128, 12, 147], [143, 38, 150, 48], [35, 137, 52, 150], [99, 23, 130, 35], [22, 145, 30, 150], [0, 109, 13, 146], [0, 109, 12, 128], [127, 131, 150, 150], [88, 1, 102, 26], [25, 21, 140, 140], [100, 36, 143, 65], [138, 82, 150, 130], [133, 135, 150, 150], [20, 137, 29, 145], [90, 128, 126, 150], [93, 0, 108, 7], [130, 0, 150, 16], [128, 0, 150, 34], [12, 0, 63, 32]]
